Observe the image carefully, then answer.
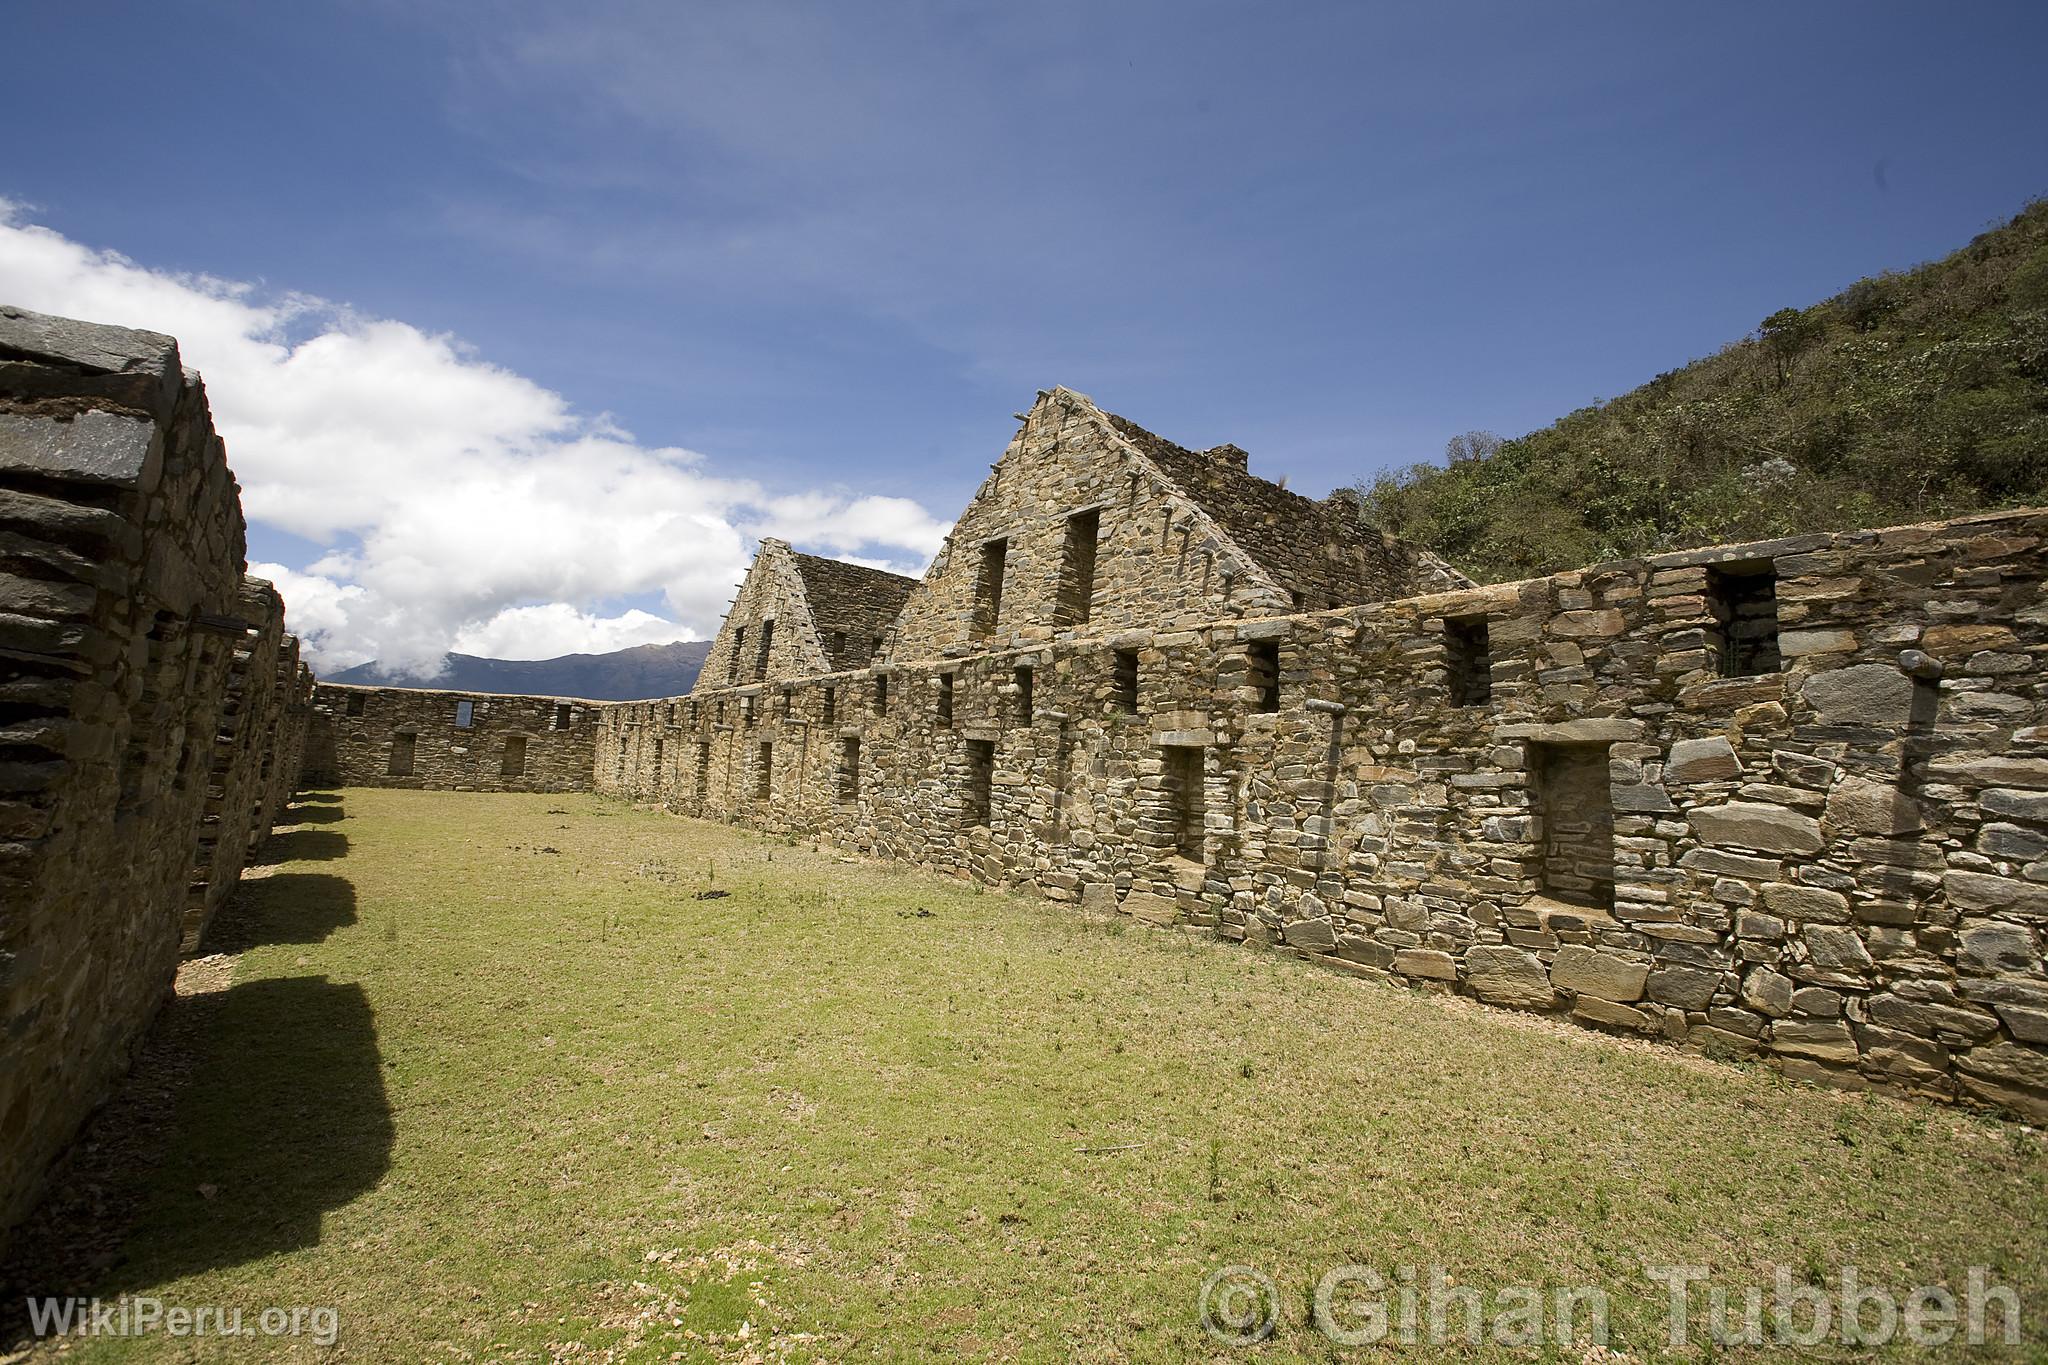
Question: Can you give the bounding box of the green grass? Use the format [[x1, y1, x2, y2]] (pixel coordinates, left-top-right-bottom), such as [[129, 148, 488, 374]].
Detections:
[[30, 788, 2047, 1361]]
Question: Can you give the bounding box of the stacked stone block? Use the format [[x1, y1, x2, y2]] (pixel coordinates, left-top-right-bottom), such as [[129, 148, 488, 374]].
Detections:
[[0, 306, 311, 1238], [302, 682, 598, 791], [599, 507, 2048, 1119]]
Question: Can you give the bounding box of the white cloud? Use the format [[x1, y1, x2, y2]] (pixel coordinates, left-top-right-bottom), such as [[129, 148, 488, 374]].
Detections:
[[451, 603, 685, 660], [0, 201, 946, 673]]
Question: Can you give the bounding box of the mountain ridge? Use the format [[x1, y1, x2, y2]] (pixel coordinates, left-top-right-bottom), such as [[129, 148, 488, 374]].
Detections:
[[330, 639, 711, 701]]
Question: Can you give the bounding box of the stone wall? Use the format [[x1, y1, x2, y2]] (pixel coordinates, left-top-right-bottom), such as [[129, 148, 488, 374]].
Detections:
[[887, 389, 1466, 662], [302, 682, 599, 791], [0, 306, 311, 1238], [597, 508, 2048, 1119]]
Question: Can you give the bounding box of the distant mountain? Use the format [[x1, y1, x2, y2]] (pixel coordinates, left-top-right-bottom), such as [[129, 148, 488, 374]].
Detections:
[[330, 639, 711, 701]]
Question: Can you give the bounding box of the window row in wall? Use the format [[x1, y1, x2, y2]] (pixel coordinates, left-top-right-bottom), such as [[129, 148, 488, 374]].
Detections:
[[971, 506, 1105, 641], [385, 732, 529, 777], [667, 557, 1785, 734], [342, 694, 584, 730]]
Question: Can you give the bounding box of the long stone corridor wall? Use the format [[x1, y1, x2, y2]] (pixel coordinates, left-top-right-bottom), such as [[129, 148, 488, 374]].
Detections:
[[301, 682, 600, 792], [597, 508, 2048, 1119], [0, 307, 313, 1241]]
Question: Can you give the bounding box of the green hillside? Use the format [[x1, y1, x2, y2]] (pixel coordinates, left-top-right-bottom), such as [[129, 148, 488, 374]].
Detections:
[[1359, 199, 2048, 583]]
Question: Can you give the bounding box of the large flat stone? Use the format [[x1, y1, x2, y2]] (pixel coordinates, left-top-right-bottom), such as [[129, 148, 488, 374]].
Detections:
[[1957, 921, 2039, 975], [0, 303, 180, 420], [1666, 736, 1741, 783], [1548, 945, 1649, 1002], [1687, 802, 1826, 854], [1800, 663, 1916, 726], [0, 410, 159, 490], [1824, 776, 1923, 835], [1943, 872, 2048, 918], [1462, 945, 1556, 1008], [1283, 917, 1338, 952]]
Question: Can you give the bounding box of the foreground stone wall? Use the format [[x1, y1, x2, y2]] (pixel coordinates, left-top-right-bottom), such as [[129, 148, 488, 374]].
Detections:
[[599, 508, 2048, 1118], [0, 306, 311, 1237], [302, 682, 599, 791]]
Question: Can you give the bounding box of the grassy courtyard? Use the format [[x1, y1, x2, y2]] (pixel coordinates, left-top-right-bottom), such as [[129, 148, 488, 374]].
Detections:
[[13, 788, 2045, 1361]]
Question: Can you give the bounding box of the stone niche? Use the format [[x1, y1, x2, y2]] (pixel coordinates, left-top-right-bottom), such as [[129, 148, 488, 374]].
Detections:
[[1528, 741, 1616, 912]]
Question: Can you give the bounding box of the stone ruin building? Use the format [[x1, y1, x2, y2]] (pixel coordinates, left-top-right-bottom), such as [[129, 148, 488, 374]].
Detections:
[[583, 389, 2048, 1123], [5, 313, 2048, 1253], [1, 307, 313, 1236]]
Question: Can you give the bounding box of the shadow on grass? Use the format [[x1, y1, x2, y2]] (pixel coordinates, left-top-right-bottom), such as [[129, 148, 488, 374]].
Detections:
[[200, 873, 357, 953], [286, 802, 346, 824], [260, 827, 349, 863], [0, 973, 392, 1343], [100, 974, 394, 1295]]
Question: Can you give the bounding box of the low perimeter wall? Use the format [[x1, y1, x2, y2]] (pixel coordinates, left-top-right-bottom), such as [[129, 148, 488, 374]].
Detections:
[[0, 306, 312, 1237], [301, 682, 600, 791], [597, 508, 2048, 1120]]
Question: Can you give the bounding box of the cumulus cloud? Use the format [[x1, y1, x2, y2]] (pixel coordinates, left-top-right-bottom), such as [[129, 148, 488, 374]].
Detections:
[[451, 604, 686, 660], [0, 200, 946, 674]]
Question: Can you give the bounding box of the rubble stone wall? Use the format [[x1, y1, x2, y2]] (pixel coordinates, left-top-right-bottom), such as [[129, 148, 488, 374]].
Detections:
[[302, 682, 599, 791], [597, 508, 2048, 1119], [887, 389, 1463, 662], [698, 539, 833, 689], [0, 306, 311, 1238]]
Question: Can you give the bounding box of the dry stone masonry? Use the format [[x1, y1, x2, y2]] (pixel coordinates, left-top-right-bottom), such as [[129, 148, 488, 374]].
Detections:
[[0, 306, 314, 1237], [8, 303, 2047, 1255], [598, 387, 2048, 1121], [301, 682, 599, 792]]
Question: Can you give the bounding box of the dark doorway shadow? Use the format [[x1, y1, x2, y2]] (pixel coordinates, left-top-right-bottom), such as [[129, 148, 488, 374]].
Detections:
[[257, 828, 349, 863], [200, 873, 356, 953], [0, 976, 391, 1343]]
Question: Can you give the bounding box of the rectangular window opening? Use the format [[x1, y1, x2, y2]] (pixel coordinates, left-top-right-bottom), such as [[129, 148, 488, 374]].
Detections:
[[388, 732, 416, 777], [694, 741, 711, 800], [1530, 742, 1615, 912], [822, 686, 837, 726], [345, 692, 366, 716], [1057, 508, 1101, 626], [1445, 615, 1493, 707], [838, 736, 860, 803], [1163, 744, 1206, 863], [553, 702, 571, 730], [501, 735, 527, 777], [755, 619, 775, 680], [729, 625, 745, 683], [1706, 564, 1779, 678], [937, 673, 954, 727], [1014, 666, 1034, 725], [1247, 640, 1280, 713], [454, 699, 474, 728], [963, 739, 995, 827], [650, 737, 664, 784], [974, 539, 1008, 639], [755, 741, 773, 801], [874, 674, 890, 717], [1112, 649, 1139, 714]]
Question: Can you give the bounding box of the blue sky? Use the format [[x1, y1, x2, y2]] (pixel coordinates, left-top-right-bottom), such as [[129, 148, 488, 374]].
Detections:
[[5, 0, 2046, 670]]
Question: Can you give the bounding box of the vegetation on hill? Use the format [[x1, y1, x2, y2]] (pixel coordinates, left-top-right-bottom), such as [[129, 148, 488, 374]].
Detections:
[[1359, 199, 2048, 583]]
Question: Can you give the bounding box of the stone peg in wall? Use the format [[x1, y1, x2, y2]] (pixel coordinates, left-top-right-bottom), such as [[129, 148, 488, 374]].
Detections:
[[1898, 649, 1943, 681]]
